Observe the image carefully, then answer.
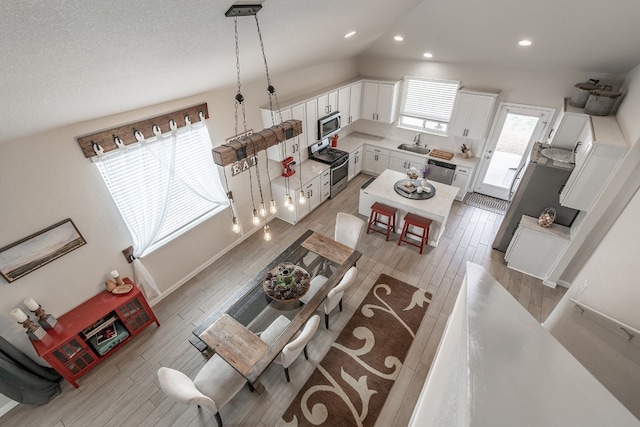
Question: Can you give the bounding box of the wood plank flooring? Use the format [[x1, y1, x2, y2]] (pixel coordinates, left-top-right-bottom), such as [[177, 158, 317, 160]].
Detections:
[[4, 173, 567, 427]]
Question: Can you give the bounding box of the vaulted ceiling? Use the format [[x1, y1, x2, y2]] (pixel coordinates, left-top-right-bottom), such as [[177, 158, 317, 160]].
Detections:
[[2, 0, 639, 144]]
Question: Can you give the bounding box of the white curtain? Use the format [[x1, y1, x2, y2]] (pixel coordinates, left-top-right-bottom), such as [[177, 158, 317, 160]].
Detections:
[[96, 121, 227, 299]]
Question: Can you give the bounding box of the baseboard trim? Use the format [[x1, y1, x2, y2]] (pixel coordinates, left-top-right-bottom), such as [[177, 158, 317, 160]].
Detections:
[[0, 400, 19, 418], [147, 224, 263, 307]]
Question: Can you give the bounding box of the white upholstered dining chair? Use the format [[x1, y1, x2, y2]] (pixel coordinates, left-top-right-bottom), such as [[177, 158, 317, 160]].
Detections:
[[273, 314, 320, 382], [157, 354, 247, 427], [323, 266, 357, 329], [334, 212, 365, 249]]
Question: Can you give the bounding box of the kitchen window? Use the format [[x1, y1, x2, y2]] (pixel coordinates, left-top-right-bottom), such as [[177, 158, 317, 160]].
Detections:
[[398, 76, 460, 136], [95, 122, 228, 257]]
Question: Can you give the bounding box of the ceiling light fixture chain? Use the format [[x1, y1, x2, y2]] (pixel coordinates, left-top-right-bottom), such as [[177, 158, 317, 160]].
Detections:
[[254, 14, 282, 127], [256, 133, 277, 215], [249, 137, 267, 217]]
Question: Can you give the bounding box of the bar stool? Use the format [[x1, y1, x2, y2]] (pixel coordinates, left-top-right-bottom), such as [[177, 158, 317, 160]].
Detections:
[[398, 212, 433, 254], [367, 202, 397, 241]]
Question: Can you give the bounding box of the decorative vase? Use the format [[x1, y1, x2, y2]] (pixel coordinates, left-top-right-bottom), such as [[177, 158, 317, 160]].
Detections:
[[421, 178, 427, 187]]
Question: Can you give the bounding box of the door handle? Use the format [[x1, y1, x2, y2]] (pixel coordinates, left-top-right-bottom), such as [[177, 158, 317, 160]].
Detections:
[[574, 141, 582, 153]]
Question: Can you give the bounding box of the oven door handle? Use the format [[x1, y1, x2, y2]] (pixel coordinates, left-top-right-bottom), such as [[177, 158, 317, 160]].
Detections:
[[331, 157, 349, 170]]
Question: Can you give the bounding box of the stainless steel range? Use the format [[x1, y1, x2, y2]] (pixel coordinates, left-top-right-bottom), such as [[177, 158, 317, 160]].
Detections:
[[308, 139, 349, 198]]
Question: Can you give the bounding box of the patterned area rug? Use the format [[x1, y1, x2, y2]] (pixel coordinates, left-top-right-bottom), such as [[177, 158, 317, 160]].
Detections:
[[278, 274, 432, 427], [464, 192, 510, 214]]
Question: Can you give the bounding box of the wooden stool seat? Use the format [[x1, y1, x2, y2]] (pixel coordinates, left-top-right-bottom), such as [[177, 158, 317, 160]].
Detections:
[[367, 202, 397, 241], [398, 212, 433, 254]]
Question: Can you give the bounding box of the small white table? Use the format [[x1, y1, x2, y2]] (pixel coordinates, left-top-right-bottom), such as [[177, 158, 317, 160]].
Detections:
[[359, 169, 459, 247]]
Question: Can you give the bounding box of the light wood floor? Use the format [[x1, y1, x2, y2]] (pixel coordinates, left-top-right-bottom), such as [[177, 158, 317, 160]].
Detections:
[[4, 173, 567, 427]]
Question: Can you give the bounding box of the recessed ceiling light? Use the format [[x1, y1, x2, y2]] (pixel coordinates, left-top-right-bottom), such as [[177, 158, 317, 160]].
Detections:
[[394, 35, 404, 42], [518, 39, 532, 47], [344, 31, 356, 38], [423, 52, 433, 58]]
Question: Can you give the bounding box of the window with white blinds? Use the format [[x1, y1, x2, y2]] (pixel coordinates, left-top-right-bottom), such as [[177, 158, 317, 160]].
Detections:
[[399, 77, 460, 135], [96, 123, 228, 256]]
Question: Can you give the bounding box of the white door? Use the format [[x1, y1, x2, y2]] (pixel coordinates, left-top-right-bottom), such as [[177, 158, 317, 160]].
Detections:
[[473, 103, 555, 200]]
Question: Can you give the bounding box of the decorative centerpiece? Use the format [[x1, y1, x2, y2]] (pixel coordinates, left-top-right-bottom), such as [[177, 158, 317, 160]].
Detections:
[[263, 263, 311, 301], [406, 167, 419, 180]]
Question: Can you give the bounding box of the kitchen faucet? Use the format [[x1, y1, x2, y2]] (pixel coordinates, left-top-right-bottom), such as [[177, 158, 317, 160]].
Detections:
[[414, 133, 421, 146]]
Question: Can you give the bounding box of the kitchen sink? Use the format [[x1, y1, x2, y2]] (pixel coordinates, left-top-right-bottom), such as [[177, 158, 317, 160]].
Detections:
[[397, 144, 430, 155]]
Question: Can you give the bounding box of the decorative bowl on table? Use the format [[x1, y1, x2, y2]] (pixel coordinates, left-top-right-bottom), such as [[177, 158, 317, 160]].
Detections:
[[263, 263, 311, 301]]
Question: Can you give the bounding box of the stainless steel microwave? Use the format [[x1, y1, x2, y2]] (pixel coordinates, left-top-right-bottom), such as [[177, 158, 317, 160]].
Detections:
[[318, 111, 341, 140]]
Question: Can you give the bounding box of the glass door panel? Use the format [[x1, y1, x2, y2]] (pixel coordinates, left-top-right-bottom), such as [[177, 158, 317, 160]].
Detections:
[[473, 103, 554, 200]]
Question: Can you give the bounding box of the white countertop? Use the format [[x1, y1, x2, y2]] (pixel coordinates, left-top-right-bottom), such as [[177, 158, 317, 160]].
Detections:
[[271, 159, 329, 187], [337, 132, 479, 169], [519, 215, 571, 240], [363, 169, 459, 220]]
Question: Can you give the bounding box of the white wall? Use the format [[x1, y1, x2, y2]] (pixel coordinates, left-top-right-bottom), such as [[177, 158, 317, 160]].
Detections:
[[0, 58, 358, 360], [544, 186, 640, 418], [543, 64, 640, 417]]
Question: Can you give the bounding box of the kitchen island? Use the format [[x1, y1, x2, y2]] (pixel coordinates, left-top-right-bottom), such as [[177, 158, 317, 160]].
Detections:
[[359, 169, 459, 247]]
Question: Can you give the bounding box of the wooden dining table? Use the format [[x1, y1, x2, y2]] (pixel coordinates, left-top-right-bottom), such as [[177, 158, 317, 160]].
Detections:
[[191, 229, 362, 389]]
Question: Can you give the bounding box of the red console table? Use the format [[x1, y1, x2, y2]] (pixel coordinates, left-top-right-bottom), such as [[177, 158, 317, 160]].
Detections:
[[31, 278, 159, 388]]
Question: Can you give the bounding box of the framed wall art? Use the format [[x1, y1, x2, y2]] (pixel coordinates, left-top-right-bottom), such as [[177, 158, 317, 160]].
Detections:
[[0, 218, 86, 283]]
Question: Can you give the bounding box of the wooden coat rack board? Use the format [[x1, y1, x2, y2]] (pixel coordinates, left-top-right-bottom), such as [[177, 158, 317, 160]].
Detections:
[[211, 120, 302, 167], [76, 103, 209, 158]]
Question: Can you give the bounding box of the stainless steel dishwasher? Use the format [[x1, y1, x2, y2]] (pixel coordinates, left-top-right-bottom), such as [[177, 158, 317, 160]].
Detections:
[[427, 159, 456, 185]]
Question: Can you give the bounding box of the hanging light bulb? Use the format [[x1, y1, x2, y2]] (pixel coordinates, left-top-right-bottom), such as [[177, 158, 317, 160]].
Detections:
[[284, 193, 291, 207], [270, 199, 277, 214], [263, 224, 272, 241], [232, 216, 240, 233], [298, 189, 306, 205], [287, 195, 295, 212], [252, 209, 260, 226], [259, 201, 267, 217]]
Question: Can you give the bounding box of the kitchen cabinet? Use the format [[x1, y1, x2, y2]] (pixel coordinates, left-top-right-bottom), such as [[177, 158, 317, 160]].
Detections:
[[560, 114, 628, 212], [388, 150, 423, 173], [320, 168, 330, 201], [505, 216, 570, 280], [348, 146, 364, 181], [305, 98, 318, 145], [317, 90, 338, 116], [262, 107, 304, 162], [304, 176, 322, 211], [290, 102, 310, 147], [271, 164, 330, 225], [449, 89, 498, 140], [361, 80, 400, 123], [452, 166, 472, 200], [338, 81, 362, 126], [546, 98, 590, 150], [362, 145, 390, 175]]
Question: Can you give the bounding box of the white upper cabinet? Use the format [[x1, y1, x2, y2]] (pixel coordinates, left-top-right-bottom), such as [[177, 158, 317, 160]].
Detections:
[[338, 81, 363, 126], [560, 114, 628, 212], [305, 98, 318, 145], [263, 107, 304, 161], [317, 90, 338, 117], [361, 80, 400, 123], [547, 100, 591, 150], [291, 103, 308, 146], [449, 90, 498, 140]]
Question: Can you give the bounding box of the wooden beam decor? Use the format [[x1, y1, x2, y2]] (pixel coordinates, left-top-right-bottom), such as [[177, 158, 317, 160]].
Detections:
[[211, 119, 302, 167], [77, 103, 209, 158]]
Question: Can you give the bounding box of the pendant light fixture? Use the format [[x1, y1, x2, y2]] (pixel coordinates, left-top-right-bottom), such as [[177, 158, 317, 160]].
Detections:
[[224, 3, 286, 242]]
